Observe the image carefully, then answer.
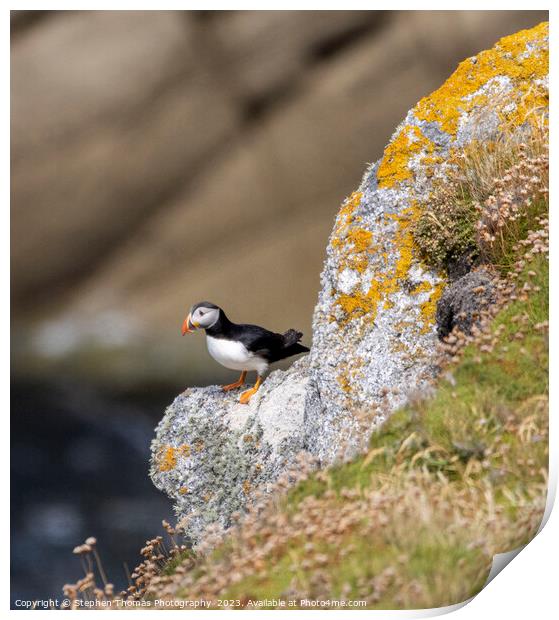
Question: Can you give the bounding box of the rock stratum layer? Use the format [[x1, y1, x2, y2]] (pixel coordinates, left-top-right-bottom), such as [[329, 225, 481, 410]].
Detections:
[[151, 23, 548, 541]]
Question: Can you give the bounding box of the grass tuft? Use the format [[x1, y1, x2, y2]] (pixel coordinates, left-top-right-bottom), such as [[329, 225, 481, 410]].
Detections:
[[414, 117, 548, 276]]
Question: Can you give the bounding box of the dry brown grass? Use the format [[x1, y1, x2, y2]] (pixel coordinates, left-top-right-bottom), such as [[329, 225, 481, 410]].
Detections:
[[414, 116, 548, 274], [453, 113, 548, 206]]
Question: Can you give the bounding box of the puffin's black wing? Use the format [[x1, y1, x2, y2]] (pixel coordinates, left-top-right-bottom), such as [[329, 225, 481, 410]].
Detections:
[[232, 324, 309, 363], [232, 324, 283, 359]]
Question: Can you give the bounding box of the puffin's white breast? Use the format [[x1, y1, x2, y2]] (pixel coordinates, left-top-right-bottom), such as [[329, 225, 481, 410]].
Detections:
[[206, 336, 268, 374]]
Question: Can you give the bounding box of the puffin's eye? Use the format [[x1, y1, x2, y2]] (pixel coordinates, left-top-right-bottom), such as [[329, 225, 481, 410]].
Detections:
[[199, 310, 205, 316]]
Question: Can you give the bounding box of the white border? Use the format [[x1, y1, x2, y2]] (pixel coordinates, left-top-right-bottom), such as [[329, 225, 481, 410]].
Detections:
[[4, 3, 554, 616]]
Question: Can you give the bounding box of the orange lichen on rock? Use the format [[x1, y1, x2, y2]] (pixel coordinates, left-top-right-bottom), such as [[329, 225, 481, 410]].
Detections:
[[410, 281, 433, 295], [157, 446, 177, 472], [334, 24, 547, 330], [335, 203, 425, 324], [156, 443, 193, 472], [377, 125, 435, 188], [333, 191, 363, 234], [390, 339, 411, 354], [347, 230, 374, 272], [336, 357, 365, 398], [420, 154, 445, 178], [332, 192, 374, 274], [420, 155, 444, 167], [337, 371, 351, 394], [377, 22, 548, 190], [391, 204, 421, 281], [336, 291, 378, 322], [343, 228, 372, 254], [414, 22, 548, 135], [419, 282, 445, 332]]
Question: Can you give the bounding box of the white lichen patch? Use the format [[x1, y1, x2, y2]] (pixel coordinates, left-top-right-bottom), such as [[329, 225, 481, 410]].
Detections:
[[336, 267, 360, 295]]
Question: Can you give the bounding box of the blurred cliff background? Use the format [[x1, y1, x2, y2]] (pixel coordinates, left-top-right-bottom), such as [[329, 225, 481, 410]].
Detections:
[[10, 9, 547, 605]]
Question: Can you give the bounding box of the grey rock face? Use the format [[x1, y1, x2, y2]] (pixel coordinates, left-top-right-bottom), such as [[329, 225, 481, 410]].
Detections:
[[304, 164, 442, 464], [150, 23, 548, 541], [303, 22, 548, 462], [150, 358, 308, 539]]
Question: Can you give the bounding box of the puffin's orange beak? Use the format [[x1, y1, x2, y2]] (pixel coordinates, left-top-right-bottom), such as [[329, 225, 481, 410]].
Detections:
[[182, 313, 194, 335]]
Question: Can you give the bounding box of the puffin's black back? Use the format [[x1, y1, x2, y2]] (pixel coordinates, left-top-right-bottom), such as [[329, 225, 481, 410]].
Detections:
[[205, 308, 309, 363]]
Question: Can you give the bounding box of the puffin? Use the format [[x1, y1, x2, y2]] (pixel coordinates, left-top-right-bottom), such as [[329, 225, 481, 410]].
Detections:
[[182, 302, 309, 404]]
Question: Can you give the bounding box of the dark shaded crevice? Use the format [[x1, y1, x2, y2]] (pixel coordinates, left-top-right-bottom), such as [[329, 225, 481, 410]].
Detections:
[[239, 12, 393, 126], [435, 269, 496, 340], [10, 10, 58, 38], [240, 81, 298, 124], [306, 12, 390, 62], [444, 247, 480, 282]]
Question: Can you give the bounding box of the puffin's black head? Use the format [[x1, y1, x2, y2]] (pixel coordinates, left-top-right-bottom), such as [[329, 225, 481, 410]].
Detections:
[[182, 301, 221, 335]]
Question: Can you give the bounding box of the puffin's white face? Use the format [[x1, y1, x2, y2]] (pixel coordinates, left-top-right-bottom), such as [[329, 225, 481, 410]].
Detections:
[[191, 305, 219, 329], [182, 304, 220, 334]]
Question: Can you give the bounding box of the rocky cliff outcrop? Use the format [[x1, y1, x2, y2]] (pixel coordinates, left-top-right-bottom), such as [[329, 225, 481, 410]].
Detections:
[[151, 358, 308, 539], [150, 23, 548, 541]]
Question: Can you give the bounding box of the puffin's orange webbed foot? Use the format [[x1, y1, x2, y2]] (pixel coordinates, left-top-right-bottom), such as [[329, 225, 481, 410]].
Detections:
[[239, 376, 263, 405], [222, 371, 247, 392]]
